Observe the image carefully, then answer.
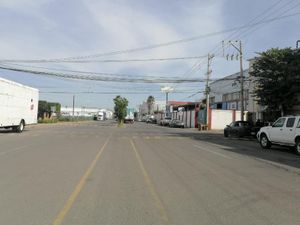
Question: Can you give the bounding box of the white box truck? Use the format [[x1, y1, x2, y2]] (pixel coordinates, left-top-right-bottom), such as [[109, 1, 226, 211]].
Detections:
[[0, 77, 39, 132]]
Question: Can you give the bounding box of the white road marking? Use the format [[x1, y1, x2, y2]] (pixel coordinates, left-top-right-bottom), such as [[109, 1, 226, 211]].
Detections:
[[193, 144, 232, 159]]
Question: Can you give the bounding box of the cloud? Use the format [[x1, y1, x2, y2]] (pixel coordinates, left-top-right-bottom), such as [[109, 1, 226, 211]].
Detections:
[[0, 0, 227, 107]]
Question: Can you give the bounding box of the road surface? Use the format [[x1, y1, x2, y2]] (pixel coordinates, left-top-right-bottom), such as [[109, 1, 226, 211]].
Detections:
[[0, 121, 299, 225]]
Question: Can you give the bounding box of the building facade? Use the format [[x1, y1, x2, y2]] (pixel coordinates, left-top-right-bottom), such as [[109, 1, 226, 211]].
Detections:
[[61, 106, 113, 118], [138, 100, 166, 116], [209, 69, 251, 111]]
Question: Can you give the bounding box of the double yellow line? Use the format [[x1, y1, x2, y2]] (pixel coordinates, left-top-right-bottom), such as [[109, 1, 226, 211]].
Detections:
[[52, 137, 170, 225], [52, 137, 110, 225]]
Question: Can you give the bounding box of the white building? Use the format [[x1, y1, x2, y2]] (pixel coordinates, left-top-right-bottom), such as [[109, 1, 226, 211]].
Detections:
[[139, 100, 166, 116], [209, 69, 251, 111], [61, 106, 113, 118]]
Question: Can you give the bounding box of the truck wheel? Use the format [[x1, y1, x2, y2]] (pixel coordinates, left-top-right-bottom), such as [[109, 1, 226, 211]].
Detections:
[[15, 120, 25, 133], [295, 139, 300, 155], [260, 134, 271, 149]]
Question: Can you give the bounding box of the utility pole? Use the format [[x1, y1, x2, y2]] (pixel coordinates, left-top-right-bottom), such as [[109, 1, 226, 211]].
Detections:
[[223, 40, 244, 121], [72, 95, 75, 119], [206, 54, 214, 128], [239, 41, 244, 121]]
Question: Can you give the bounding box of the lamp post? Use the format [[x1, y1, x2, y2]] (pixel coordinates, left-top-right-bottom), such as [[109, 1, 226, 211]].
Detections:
[[161, 86, 174, 117]]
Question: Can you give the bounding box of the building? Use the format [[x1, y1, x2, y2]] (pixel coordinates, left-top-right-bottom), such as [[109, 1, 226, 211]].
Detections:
[[138, 100, 166, 116], [61, 106, 113, 118], [209, 69, 251, 111]]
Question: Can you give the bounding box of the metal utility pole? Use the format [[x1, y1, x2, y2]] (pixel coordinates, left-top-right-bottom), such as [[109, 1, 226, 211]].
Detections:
[[72, 95, 75, 118], [166, 92, 169, 111], [206, 54, 214, 128], [239, 41, 244, 121], [224, 40, 244, 121]]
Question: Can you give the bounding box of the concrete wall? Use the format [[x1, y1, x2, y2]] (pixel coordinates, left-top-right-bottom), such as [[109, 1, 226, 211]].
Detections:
[[171, 110, 197, 128], [209, 109, 247, 130], [210, 110, 233, 130]]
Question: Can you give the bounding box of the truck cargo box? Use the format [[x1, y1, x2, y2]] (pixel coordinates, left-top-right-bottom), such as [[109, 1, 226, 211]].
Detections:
[[0, 77, 39, 132]]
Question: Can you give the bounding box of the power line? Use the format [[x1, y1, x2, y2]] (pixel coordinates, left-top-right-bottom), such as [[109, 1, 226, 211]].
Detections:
[[237, 0, 300, 40], [0, 64, 206, 83], [40, 90, 199, 94], [1, 11, 300, 63], [0, 55, 207, 64], [0, 63, 243, 83], [176, 3, 300, 91], [0, 62, 199, 80]]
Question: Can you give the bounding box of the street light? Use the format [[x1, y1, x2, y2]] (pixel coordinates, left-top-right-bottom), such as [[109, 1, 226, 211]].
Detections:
[[161, 86, 174, 117]]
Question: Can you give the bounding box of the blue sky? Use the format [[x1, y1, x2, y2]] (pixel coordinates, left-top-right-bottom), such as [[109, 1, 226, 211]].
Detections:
[[0, 0, 299, 109]]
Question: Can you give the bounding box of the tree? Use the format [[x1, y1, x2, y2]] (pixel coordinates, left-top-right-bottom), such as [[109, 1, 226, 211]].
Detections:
[[147, 95, 155, 114], [38, 101, 50, 119], [250, 48, 300, 119], [113, 95, 128, 126]]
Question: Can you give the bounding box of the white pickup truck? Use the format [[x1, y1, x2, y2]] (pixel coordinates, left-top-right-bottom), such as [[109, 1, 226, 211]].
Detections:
[[257, 116, 300, 155]]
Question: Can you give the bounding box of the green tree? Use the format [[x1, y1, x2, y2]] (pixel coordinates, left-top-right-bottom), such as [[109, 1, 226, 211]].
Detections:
[[113, 95, 128, 126], [250, 48, 300, 119], [38, 100, 50, 119], [146, 95, 155, 114]]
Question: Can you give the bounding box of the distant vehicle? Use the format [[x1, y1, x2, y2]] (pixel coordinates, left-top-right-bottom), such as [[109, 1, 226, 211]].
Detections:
[[94, 111, 106, 121], [257, 116, 300, 155], [160, 117, 172, 126], [146, 115, 156, 124], [0, 77, 39, 132], [224, 121, 253, 138], [124, 108, 135, 123], [169, 119, 184, 128], [146, 117, 157, 124]]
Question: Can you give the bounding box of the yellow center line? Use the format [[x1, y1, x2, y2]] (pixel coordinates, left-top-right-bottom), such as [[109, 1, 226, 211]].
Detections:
[[52, 137, 110, 225], [130, 139, 171, 225]]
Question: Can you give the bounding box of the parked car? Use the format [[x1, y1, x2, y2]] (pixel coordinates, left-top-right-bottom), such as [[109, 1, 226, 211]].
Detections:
[[169, 119, 184, 128], [224, 121, 253, 137], [257, 116, 300, 155], [224, 120, 268, 138], [160, 117, 172, 126], [146, 118, 157, 124]]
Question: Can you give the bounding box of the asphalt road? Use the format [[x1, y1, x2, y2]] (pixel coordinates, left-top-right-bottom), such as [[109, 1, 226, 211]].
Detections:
[[0, 120, 299, 225]]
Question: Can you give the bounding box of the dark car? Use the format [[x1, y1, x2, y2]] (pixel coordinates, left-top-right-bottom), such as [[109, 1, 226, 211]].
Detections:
[[224, 121, 253, 137], [169, 119, 185, 128]]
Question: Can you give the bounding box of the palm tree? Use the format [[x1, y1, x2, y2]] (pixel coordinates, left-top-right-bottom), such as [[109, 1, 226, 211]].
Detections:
[[147, 96, 155, 115]]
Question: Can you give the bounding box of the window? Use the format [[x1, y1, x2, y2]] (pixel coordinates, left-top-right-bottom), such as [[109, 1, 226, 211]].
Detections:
[[272, 118, 286, 128], [286, 118, 295, 128], [297, 119, 300, 128], [234, 122, 240, 127]]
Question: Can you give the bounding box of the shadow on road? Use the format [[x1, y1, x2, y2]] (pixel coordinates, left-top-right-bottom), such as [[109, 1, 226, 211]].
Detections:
[[163, 129, 300, 170], [0, 129, 30, 134]]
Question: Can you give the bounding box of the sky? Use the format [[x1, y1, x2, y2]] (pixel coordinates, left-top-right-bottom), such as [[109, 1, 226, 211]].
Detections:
[[0, 0, 299, 109]]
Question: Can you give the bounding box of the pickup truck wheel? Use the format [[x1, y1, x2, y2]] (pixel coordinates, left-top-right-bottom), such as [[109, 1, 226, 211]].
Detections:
[[295, 139, 300, 155], [260, 134, 271, 149]]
